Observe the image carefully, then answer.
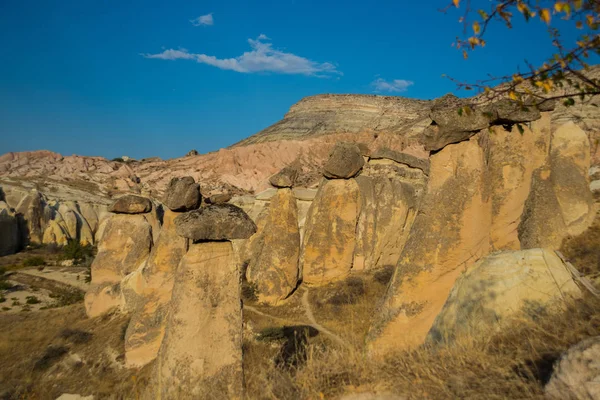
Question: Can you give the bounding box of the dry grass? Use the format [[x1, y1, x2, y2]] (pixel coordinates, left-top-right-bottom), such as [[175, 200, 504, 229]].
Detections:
[[244, 295, 600, 400], [561, 213, 600, 276]]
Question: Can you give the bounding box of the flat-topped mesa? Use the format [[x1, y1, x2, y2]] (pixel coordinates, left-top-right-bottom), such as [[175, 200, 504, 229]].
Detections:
[[233, 94, 432, 146]]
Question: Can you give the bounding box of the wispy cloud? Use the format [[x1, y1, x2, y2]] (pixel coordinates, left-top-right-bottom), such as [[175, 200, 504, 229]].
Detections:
[[371, 78, 414, 93], [190, 13, 214, 26], [142, 36, 341, 77]]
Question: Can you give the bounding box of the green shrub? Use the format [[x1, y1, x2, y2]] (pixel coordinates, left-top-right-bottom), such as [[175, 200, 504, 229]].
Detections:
[[60, 240, 94, 263], [0, 295, 5, 303], [0, 281, 12, 291], [22, 256, 46, 267], [1, 307, 10, 311], [111, 157, 124, 162], [26, 296, 41, 305]]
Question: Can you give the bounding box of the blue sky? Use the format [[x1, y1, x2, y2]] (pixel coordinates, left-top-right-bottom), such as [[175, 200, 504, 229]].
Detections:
[[0, 0, 591, 159]]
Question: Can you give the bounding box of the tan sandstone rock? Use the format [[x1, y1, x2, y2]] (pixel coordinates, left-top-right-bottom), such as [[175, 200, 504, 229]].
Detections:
[[246, 188, 300, 305], [368, 136, 491, 354], [0, 201, 20, 256], [84, 214, 152, 317], [42, 219, 69, 246], [546, 336, 600, 400], [519, 122, 595, 249], [301, 179, 361, 285], [427, 248, 582, 343], [124, 209, 188, 368], [152, 241, 242, 399], [488, 115, 550, 250]]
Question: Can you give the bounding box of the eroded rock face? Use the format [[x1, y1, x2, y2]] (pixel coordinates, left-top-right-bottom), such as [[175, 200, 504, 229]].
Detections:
[[519, 122, 595, 249], [301, 179, 361, 285], [109, 195, 152, 214], [174, 204, 256, 241], [546, 336, 600, 400], [428, 249, 582, 343], [153, 241, 242, 399], [0, 202, 20, 256], [368, 136, 491, 354], [323, 142, 365, 179], [42, 220, 69, 246], [15, 190, 44, 245], [124, 209, 188, 368], [488, 116, 550, 250], [85, 214, 152, 317], [246, 188, 300, 305], [163, 177, 201, 212]]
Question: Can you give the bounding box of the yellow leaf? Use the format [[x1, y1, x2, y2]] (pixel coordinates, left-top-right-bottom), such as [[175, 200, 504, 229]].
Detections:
[[473, 21, 481, 34], [587, 14, 595, 27], [540, 8, 551, 24], [576, 21, 583, 29], [453, 0, 460, 8], [509, 91, 518, 100], [554, 2, 564, 13], [463, 50, 468, 59]]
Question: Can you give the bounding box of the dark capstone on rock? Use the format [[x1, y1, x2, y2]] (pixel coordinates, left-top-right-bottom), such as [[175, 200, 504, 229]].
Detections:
[[174, 203, 257, 241], [163, 176, 201, 212], [370, 148, 430, 175], [269, 165, 299, 188], [323, 142, 365, 179], [491, 99, 542, 124], [109, 195, 152, 214]]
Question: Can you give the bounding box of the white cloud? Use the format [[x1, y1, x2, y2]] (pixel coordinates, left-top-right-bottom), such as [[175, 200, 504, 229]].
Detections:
[[371, 78, 414, 93], [257, 33, 270, 40], [142, 36, 341, 77], [190, 13, 214, 26]]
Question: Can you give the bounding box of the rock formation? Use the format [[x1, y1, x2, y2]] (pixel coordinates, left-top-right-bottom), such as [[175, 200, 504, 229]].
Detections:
[[301, 148, 362, 285], [244, 188, 301, 304], [427, 248, 582, 343], [84, 196, 154, 318], [151, 203, 255, 399], [0, 201, 20, 256], [123, 208, 188, 368], [545, 336, 600, 400], [163, 177, 201, 212]]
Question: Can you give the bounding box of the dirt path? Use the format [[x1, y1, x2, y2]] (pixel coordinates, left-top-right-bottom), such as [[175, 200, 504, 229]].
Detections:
[[243, 288, 349, 348]]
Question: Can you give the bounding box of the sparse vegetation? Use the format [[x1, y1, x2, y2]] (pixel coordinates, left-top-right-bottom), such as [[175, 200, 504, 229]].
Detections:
[[60, 240, 94, 264], [33, 345, 69, 371], [25, 296, 41, 305], [242, 294, 600, 399], [60, 329, 93, 344], [48, 288, 85, 308], [561, 217, 600, 276]]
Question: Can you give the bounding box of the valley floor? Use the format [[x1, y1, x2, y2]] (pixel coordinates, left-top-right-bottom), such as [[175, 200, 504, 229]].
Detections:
[[0, 213, 599, 400]]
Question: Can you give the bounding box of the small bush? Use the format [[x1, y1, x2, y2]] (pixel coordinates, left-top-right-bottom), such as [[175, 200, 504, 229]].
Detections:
[[60, 329, 93, 344], [0, 281, 12, 291], [33, 345, 69, 371], [0, 295, 5, 303], [373, 265, 395, 285], [1, 307, 10, 311], [22, 257, 46, 267], [111, 157, 124, 162], [26, 296, 41, 305], [21, 305, 31, 312], [242, 281, 259, 303], [60, 240, 94, 264], [49, 288, 85, 307], [11, 300, 21, 306]]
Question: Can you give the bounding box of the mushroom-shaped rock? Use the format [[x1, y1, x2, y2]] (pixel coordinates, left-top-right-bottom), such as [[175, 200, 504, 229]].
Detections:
[[163, 176, 201, 211], [370, 148, 430, 175], [109, 195, 152, 214], [323, 142, 365, 179], [269, 165, 299, 188], [174, 203, 257, 241]]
